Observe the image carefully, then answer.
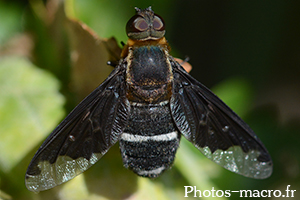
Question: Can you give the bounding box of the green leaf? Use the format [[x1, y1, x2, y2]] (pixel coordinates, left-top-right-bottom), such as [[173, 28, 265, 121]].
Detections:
[[175, 139, 229, 200], [0, 189, 12, 200], [0, 56, 65, 172], [212, 77, 254, 117], [0, 2, 22, 45], [134, 178, 171, 200]]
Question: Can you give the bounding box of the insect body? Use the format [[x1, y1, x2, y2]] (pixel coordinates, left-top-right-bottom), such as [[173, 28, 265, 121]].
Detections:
[[121, 43, 177, 176], [25, 7, 272, 192]]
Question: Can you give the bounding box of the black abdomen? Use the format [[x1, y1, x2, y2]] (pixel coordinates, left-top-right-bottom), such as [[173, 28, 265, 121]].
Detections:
[[119, 101, 180, 177]]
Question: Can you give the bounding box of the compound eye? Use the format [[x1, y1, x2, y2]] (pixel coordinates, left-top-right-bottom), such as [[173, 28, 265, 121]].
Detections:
[[153, 15, 165, 31], [126, 12, 166, 40], [134, 17, 148, 31], [126, 15, 149, 34]]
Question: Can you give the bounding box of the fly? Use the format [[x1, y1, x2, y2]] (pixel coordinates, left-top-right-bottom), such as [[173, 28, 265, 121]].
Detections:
[[25, 7, 273, 192]]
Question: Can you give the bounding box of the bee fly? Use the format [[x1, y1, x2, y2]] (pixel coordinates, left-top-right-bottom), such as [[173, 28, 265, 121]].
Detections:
[[25, 7, 272, 192]]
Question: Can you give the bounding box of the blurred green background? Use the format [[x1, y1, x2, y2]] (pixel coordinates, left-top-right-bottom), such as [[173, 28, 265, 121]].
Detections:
[[0, 0, 299, 199]]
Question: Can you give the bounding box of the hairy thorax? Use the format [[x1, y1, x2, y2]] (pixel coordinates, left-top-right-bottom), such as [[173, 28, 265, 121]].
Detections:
[[124, 39, 173, 103]]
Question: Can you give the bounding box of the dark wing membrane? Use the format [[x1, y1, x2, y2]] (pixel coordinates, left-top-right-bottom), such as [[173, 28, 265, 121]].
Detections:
[[170, 59, 272, 179], [25, 65, 130, 192]]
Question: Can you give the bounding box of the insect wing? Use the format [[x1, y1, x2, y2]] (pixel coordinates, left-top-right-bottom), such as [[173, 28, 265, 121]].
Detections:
[[25, 66, 130, 192], [170, 60, 272, 179]]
